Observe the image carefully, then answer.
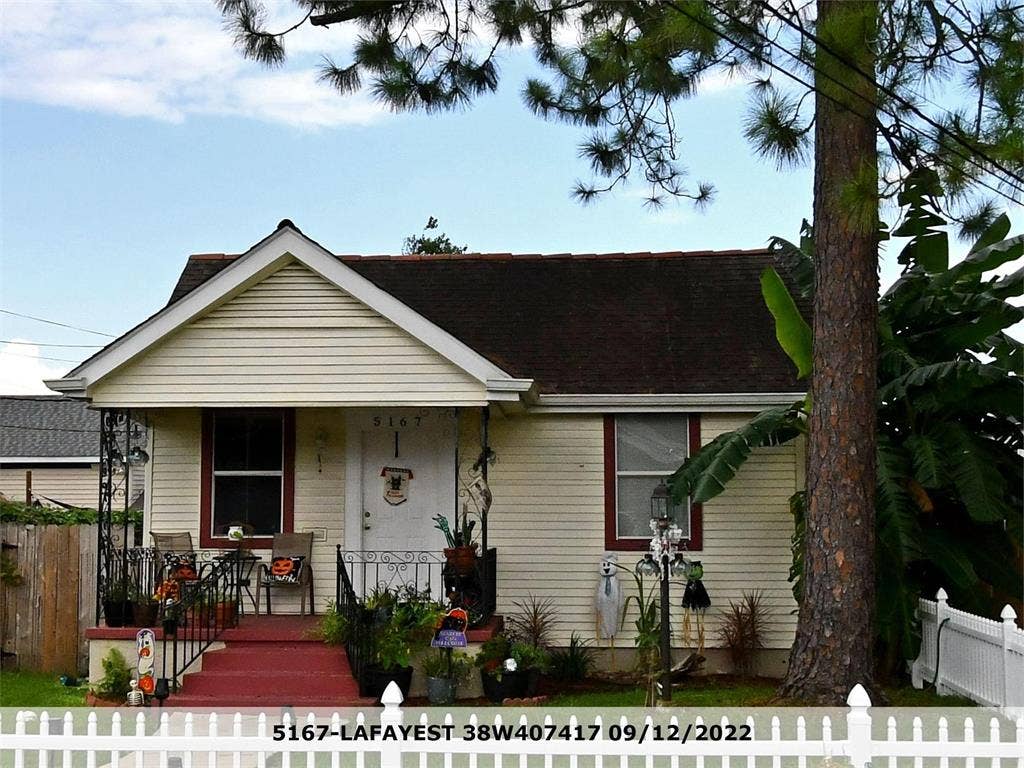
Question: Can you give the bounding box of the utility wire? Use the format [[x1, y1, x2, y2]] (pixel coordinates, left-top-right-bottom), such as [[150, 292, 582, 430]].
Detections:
[[0, 309, 116, 338], [751, 0, 1024, 190], [0, 349, 83, 364], [0, 340, 103, 348], [0, 423, 99, 433], [668, 0, 1024, 203], [700, 0, 1024, 198]]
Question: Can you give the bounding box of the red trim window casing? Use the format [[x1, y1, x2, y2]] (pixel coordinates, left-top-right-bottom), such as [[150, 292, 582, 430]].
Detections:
[[200, 409, 295, 549], [603, 414, 703, 552]]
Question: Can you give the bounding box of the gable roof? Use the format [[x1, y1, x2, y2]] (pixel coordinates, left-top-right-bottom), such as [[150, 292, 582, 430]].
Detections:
[[0, 396, 99, 460], [48, 223, 531, 401], [167, 242, 810, 397]]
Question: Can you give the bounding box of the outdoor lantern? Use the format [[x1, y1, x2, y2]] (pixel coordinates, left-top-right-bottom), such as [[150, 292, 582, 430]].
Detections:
[[670, 552, 690, 578], [636, 553, 660, 576], [127, 445, 150, 466], [650, 481, 676, 528]]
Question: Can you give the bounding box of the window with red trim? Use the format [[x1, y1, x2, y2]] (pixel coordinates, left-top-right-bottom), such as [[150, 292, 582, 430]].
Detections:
[[201, 410, 294, 548], [604, 414, 703, 551]]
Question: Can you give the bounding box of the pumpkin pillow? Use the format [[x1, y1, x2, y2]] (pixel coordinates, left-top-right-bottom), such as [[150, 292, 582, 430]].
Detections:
[[269, 556, 305, 583], [163, 552, 198, 582]]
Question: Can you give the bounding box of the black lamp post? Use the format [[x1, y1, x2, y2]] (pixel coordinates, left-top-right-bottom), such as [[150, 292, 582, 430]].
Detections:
[[640, 480, 687, 704]]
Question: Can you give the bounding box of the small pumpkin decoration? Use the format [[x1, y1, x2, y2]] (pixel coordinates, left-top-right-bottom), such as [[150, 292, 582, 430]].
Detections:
[[154, 579, 180, 603], [269, 556, 304, 582], [271, 557, 294, 577]]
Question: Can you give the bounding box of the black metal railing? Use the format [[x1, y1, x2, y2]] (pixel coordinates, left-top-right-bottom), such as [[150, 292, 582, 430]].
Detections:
[[334, 547, 498, 626], [335, 547, 374, 686], [337, 550, 448, 602], [161, 551, 242, 691]]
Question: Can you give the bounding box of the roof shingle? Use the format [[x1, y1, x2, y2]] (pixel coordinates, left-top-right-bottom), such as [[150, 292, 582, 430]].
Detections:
[[167, 249, 809, 395]]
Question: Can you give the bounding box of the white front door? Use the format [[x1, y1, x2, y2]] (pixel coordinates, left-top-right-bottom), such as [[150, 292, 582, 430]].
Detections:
[[348, 410, 454, 598]]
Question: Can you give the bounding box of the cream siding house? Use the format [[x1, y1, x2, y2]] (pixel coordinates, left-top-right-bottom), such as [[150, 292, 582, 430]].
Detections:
[[48, 221, 807, 673], [1, 396, 102, 509]]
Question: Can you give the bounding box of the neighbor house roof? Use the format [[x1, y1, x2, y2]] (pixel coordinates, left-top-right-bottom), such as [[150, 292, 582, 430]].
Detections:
[[0, 396, 99, 460], [167, 246, 809, 396]]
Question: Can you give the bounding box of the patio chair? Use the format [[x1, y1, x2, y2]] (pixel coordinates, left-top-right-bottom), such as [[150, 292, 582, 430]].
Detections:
[[151, 531, 197, 580], [256, 532, 315, 616]]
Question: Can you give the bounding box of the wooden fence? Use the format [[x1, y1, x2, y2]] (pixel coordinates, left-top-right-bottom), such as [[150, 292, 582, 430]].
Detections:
[[0, 523, 97, 674]]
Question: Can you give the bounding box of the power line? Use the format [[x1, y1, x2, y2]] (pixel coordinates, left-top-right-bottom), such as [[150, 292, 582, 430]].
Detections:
[[669, 0, 1024, 204], [0, 309, 116, 338], [705, 0, 1024, 198], [0, 340, 103, 348], [0, 423, 99, 434], [752, 0, 1024, 190], [0, 349, 83, 364]]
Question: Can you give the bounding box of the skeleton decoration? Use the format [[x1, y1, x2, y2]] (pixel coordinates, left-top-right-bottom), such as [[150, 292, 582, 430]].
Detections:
[[680, 560, 711, 651], [594, 553, 624, 645]]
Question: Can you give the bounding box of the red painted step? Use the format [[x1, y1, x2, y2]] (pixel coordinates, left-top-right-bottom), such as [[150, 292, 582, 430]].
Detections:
[[165, 616, 374, 708]]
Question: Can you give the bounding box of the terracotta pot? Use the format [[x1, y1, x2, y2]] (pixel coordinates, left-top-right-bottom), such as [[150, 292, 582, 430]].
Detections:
[[214, 601, 237, 626], [131, 602, 159, 627], [444, 545, 478, 576]]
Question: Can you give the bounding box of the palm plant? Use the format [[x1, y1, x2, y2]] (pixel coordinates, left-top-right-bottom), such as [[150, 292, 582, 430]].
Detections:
[[671, 167, 1023, 677]]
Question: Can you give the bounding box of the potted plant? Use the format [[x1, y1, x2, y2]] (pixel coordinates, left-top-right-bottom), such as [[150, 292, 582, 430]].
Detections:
[[361, 588, 443, 701], [511, 640, 551, 697], [131, 589, 160, 627], [435, 514, 479, 576], [420, 649, 473, 705], [102, 583, 130, 628], [212, 590, 237, 626], [475, 634, 525, 702], [475, 635, 551, 702]]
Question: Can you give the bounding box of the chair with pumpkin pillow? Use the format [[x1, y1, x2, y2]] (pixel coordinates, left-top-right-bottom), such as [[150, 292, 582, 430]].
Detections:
[[256, 532, 315, 615]]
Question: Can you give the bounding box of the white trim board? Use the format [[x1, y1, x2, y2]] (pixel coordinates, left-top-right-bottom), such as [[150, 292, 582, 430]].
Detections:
[[527, 392, 805, 412], [45, 225, 530, 398]]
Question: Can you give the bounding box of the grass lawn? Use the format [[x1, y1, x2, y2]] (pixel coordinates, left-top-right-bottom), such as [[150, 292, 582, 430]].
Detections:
[[546, 677, 976, 708], [0, 670, 88, 708]]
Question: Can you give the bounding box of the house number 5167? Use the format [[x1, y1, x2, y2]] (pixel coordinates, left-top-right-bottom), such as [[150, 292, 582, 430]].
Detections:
[[372, 415, 422, 428]]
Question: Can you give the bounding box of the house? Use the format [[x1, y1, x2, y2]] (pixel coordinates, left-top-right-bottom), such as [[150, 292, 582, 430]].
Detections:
[[46, 221, 807, 696], [0, 395, 101, 508]]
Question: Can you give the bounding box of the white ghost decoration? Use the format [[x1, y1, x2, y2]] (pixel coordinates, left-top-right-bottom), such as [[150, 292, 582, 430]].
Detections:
[[595, 552, 624, 640]]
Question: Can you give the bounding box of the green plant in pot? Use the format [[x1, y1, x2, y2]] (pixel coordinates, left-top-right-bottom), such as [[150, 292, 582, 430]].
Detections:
[[316, 600, 351, 645], [420, 649, 473, 705], [102, 582, 131, 628], [475, 634, 551, 702], [362, 587, 443, 700]]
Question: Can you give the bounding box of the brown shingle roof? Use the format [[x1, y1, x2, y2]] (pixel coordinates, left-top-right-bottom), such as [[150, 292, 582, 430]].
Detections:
[[167, 249, 808, 395]]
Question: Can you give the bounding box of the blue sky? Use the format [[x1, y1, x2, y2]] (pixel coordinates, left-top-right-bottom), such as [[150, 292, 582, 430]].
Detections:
[[0, 2, 1018, 393]]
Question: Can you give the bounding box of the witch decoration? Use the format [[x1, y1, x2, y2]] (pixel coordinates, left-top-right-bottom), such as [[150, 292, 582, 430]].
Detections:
[[680, 560, 711, 651]]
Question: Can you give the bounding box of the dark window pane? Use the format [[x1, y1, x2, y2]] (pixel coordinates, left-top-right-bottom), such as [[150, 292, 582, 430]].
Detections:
[[246, 416, 283, 471], [213, 476, 282, 536], [214, 413, 282, 471]]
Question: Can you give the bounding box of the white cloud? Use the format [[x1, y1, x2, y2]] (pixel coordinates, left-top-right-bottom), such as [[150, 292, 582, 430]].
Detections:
[[0, 342, 71, 395], [0, 2, 745, 129], [0, 1, 385, 129]]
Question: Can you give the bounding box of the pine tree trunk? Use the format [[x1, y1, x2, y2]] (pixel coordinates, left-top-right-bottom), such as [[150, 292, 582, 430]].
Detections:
[[780, 0, 880, 705]]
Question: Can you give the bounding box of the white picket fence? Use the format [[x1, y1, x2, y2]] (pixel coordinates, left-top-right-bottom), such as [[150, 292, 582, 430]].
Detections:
[[3, 684, 1023, 768], [911, 588, 1024, 711]]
